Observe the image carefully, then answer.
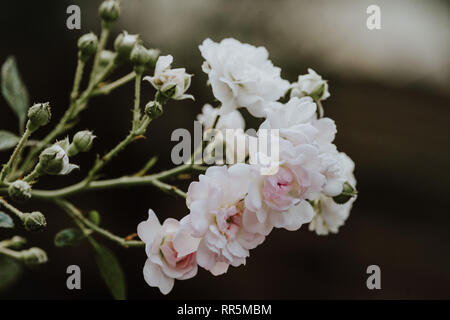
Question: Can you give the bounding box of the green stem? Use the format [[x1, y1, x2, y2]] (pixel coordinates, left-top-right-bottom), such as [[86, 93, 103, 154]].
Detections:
[[70, 58, 85, 102], [23, 167, 41, 183], [148, 179, 187, 198], [90, 25, 110, 83], [92, 72, 136, 96], [86, 131, 136, 183], [132, 73, 142, 131], [0, 125, 32, 182], [134, 156, 158, 177], [55, 199, 144, 248], [0, 246, 22, 260], [0, 197, 25, 220], [316, 100, 324, 118], [19, 163, 200, 199]]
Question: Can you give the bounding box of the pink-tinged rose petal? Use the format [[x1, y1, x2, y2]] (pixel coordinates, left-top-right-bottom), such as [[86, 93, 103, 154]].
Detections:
[[143, 259, 174, 295], [137, 209, 161, 244]]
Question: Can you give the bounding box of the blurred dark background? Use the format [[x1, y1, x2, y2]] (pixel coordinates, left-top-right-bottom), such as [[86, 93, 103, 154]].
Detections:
[[0, 0, 449, 299]]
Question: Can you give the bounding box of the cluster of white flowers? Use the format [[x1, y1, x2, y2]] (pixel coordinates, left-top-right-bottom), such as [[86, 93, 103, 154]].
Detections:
[[138, 38, 356, 294]]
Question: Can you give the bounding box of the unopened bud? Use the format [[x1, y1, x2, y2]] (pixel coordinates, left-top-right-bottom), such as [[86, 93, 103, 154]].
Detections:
[[23, 211, 47, 232], [72, 130, 96, 154], [27, 103, 51, 132], [8, 236, 27, 250], [99, 0, 120, 24], [77, 32, 98, 62], [8, 180, 32, 203], [114, 31, 140, 62], [145, 101, 163, 120], [37, 145, 65, 175], [99, 50, 115, 68], [332, 182, 357, 204], [131, 44, 152, 73], [21, 247, 48, 267]]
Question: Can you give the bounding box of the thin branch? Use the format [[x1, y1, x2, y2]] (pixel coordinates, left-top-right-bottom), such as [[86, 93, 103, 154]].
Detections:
[[55, 199, 144, 248]]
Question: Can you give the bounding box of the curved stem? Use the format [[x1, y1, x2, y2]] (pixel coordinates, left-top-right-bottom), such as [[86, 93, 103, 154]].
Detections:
[[0, 246, 22, 260], [55, 199, 144, 248], [86, 131, 136, 183], [0, 197, 25, 220], [92, 72, 136, 96], [0, 125, 32, 182], [23, 163, 198, 199]]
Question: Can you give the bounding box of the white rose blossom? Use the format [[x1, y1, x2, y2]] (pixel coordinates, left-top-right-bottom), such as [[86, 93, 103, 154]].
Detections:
[[260, 96, 344, 196], [245, 137, 324, 231], [199, 38, 290, 117], [185, 164, 271, 275], [309, 153, 357, 235], [138, 210, 200, 294], [144, 55, 193, 101]]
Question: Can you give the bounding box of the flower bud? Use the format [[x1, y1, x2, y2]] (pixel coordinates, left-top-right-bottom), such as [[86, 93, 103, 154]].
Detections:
[[130, 43, 152, 73], [37, 146, 65, 175], [332, 182, 357, 204], [72, 130, 96, 153], [8, 236, 27, 250], [37, 144, 78, 175], [114, 31, 140, 62], [99, 50, 115, 68], [77, 32, 98, 62], [23, 211, 47, 232], [99, 0, 120, 24], [8, 180, 32, 203], [21, 247, 48, 267], [145, 101, 163, 120], [27, 102, 51, 132]]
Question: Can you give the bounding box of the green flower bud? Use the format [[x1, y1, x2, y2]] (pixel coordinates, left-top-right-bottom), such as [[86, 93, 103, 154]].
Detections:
[[332, 182, 357, 204], [99, 0, 120, 24], [21, 247, 48, 267], [37, 144, 78, 175], [37, 145, 65, 175], [8, 180, 32, 203], [131, 44, 152, 73], [310, 83, 326, 101], [27, 102, 51, 132], [145, 101, 163, 120], [114, 31, 140, 62], [77, 32, 98, 62], [71, 130, 96, 154], [7, 236, 27, 250], [23, 211, 47, 232], [99, 50, 115, 68]]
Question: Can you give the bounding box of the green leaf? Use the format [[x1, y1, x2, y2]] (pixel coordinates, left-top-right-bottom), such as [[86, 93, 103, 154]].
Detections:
[[0, 130, 20, 151], [54, 228, 86, 247], [88, 210, 101, 226], [0, 211, 14, 228], [1, 56, 30, 132], [90, 238, 126, 300], [0, 255, 23, 293]]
